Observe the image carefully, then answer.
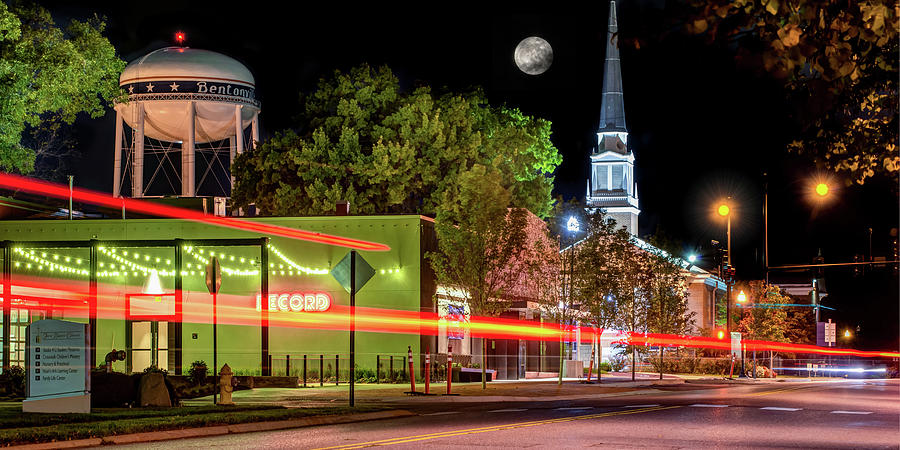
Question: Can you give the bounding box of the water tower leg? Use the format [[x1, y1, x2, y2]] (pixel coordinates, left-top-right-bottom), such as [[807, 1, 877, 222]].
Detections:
[[182, 101, 196, 197], [251, 114, 259, 150], [132, 103, 145, 198], [113, 110, 123, 197], [231, 105, 243, 190]]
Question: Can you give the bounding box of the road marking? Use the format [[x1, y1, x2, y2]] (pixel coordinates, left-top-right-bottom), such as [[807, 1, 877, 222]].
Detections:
[[314, 405, 679, 449], [746, 385, 817, 397], [555, 407, 592, 411], [760, 407, 802, 411], [488, 408, 528, 413], [831, 410, 873, 415], [690, 404, 729, 408], [623, 404, 660, 408], [422, 411, 461, 416]]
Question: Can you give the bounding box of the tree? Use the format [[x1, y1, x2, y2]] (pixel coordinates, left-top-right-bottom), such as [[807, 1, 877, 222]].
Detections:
[[427, 165, 545, 389], [684, 0, 898, 186], [568, 206, 628, 382], [232, 64, 562, 217], [737, 281, 791, 373], [644, 248, 694, 379], [0, 1, 124, 174]]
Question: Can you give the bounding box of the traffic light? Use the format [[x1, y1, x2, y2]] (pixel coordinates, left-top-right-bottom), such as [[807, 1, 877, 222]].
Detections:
[[722, 264, 736, 283]]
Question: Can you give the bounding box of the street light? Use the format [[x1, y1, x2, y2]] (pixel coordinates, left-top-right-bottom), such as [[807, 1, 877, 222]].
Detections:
[[815, 183, 829, 197], [715, 200, 734, 334], [737, 290, 746, 303]]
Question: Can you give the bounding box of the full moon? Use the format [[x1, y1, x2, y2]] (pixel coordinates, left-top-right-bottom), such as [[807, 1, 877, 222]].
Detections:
[[514, 37, 553, 75]]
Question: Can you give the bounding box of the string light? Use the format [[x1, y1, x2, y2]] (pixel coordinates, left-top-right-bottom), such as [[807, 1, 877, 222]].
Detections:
[[9, 244, 397, 280]]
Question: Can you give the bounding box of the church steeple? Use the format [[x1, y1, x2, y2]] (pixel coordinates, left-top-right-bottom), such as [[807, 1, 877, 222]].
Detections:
[[598, 0, 626, 135], [586, 0, 640, 236]]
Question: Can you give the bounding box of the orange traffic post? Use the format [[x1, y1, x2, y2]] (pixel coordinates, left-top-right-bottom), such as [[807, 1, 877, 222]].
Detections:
[[446, 344, 453, 395]]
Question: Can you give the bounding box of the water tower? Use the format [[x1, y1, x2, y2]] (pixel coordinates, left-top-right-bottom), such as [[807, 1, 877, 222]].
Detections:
[[112, 45, 260, 200]]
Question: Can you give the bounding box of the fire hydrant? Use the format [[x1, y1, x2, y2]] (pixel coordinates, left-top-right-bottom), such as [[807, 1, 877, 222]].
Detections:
[[218, 363, 235, 406]]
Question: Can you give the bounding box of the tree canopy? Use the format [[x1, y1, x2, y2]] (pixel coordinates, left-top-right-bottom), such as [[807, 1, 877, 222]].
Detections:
[[685, 0, 898, 186], [0, 1, 124, 173], [232, 64, 561, 218]]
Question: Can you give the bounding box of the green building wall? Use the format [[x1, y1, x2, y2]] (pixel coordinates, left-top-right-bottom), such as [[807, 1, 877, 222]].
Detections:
[[0, 215, 433, 376]]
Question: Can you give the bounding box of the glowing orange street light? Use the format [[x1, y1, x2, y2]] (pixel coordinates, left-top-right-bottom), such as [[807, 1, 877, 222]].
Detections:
[[815, 183, 829, 197], [737, 290, 746, 303], [717, 204, 730, 217]]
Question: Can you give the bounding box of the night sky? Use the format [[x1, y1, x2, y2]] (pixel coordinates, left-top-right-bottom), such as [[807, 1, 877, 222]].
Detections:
[[43, 1, 898, 349]]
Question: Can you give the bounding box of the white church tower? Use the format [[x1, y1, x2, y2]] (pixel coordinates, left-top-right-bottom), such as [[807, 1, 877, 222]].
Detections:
[[586, 0, 640, 236]]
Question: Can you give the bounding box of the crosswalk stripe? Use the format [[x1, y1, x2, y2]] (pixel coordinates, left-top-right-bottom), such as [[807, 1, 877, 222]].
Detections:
[[690, 404, 729, 408], [831, 410, 873, 415], [760, 407, 802, 411]]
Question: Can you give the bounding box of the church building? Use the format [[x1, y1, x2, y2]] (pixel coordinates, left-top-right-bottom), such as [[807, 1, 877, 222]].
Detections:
[[586, 1, 640, 236]]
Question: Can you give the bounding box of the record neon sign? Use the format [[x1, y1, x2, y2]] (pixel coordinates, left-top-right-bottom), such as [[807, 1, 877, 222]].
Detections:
[[255, 292, 332, 312]]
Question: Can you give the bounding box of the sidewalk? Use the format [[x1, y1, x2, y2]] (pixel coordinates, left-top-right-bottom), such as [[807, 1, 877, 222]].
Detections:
[[183, 372, 687, 407]]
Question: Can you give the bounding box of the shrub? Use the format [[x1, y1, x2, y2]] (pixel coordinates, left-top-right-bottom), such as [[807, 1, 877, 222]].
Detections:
[[0, 365, 26, 398], [142, 365, 168, 375], [188, 360, 208, 385]]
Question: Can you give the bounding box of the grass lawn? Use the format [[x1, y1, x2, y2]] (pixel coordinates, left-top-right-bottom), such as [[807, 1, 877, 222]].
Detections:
[[0, 403, 385, 446]]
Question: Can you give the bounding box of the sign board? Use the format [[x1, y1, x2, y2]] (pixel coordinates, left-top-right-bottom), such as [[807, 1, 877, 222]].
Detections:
[[256, 292, 332, 312], [331, 252, 375, 294], [24, 320, 91, 413], [824, 320, 836, 345], [730, 332, 742, 358], [126, 293, 176, 320], [206, 257, 222, 295]]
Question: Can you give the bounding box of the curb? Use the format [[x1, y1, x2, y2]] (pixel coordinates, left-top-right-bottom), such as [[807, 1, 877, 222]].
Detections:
[[9, 409, 415, 449], [381, 379, 685, 403]]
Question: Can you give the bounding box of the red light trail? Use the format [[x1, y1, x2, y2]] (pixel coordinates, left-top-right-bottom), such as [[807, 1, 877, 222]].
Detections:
[[6, 277, 898, 359], [0, 173, 389, 252]]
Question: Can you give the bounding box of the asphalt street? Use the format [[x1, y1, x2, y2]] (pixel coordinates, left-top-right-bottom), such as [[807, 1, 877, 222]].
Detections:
[[119, 379, 899, 449]]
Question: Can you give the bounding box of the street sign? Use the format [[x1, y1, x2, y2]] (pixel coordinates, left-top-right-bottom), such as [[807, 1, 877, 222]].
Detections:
[[205, 256, 221, 295], [824, 319, 836, 345], [331, 252, 375, 294], [730, 332, 742, 358]]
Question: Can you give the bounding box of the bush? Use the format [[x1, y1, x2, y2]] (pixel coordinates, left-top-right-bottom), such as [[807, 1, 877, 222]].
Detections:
[[598, 362, 611, 372], [355, 366, 376, 382], [142, 366, 168, 375], [0, 366, 26, 398], [188, 360, 208, 386]]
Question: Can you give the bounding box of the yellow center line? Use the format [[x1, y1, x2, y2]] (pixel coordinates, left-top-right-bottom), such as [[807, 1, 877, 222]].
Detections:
[[745, 384, 819, 397], [315, 405, 680, 450]]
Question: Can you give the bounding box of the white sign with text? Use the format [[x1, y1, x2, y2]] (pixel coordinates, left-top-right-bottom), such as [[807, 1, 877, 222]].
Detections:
[[24, 320, 91, 413]]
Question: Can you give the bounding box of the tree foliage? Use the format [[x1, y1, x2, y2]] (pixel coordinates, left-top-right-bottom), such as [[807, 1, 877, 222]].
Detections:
[[686, 0, 898, 186], [0, 1, 124, 173], [232, 64, 561, 217], [427, 167, 553, 387], [736, 281, 791, 342]]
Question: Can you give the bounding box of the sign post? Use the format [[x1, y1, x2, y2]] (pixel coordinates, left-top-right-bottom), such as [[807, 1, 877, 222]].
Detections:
[[331, 251, 375, 407], [205, 256, 221, 405], [24, 320, 91, 413]]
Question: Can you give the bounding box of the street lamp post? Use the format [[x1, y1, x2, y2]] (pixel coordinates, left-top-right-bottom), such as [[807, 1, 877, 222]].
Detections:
[[717, 202, 733, 334]]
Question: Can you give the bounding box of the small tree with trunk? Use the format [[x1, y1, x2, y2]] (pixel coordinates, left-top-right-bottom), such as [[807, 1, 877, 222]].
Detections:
[[428, 165, 539, 389]]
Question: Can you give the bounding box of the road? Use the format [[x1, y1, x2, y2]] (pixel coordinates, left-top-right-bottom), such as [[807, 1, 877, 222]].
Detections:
[[121, 379, 899, 449]]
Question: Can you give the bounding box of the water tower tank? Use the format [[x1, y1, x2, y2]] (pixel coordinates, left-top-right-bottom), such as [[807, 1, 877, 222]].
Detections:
[[113, 46, 260, 198]]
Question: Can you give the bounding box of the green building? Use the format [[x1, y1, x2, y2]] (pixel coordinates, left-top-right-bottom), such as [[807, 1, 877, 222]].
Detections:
[[0, 215, 436, 378]]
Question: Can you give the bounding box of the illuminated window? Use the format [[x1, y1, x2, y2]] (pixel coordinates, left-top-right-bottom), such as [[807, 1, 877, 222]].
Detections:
[[593, 165, 608, 191], [612, 165, 624, 190]]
